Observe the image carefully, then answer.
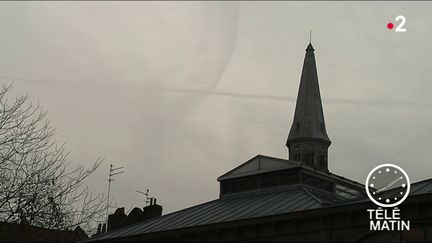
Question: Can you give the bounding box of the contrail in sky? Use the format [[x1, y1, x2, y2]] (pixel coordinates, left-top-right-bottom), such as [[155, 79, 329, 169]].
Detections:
[[2, 75, 432, 108]]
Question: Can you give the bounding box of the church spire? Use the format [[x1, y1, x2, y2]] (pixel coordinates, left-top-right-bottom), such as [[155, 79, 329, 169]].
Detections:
[[287, 42, 331, 171]]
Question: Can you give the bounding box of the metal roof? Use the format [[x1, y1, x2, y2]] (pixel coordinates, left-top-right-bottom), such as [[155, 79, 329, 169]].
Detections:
[[334, 178, 432, 207], [84, 185, 337, 242], [217, 155, 365, 190], [84, 179, 432, 242], [410, 178, 432, 195], [378, 178, 432, 200], [217, 155, 301, 181]]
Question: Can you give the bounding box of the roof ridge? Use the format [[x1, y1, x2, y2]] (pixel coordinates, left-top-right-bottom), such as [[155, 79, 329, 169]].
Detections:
[[218, 155, 301, 181], [302, 167, 364, 188], [300, 185, 325, 205]]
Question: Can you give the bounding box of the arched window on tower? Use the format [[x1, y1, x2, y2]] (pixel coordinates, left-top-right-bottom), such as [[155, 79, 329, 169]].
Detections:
[[306, 153, 314, 166], [319, 155, 325, 169]]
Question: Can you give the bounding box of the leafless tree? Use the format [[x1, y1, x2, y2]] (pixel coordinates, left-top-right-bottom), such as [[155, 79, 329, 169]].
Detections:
[[0, 83, 105, 233]]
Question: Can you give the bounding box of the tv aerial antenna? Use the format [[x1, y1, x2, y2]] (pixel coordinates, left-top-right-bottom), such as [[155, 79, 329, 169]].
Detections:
[[136, 189, 151, 206], [105, 164, 125, 223]]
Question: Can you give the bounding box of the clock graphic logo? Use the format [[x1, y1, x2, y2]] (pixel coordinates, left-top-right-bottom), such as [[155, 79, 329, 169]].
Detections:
[[365, 164, 410, 207]]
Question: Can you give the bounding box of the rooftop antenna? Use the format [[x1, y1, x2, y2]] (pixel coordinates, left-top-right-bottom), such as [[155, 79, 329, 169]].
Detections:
[[136, 189, 150, 206], [106, 164, 125, 223]]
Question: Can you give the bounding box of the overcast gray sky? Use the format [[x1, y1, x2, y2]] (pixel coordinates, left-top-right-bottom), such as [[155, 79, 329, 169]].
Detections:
[[1, 2, 432, 215]]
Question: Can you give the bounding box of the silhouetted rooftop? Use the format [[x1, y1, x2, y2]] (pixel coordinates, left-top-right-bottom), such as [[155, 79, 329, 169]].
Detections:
[[82, 184, 342, 242], [83, 178, 432, 242]]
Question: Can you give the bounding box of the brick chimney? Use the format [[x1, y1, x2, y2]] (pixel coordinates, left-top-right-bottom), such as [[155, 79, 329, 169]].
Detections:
[[107, 207, 127, 232], [143, 198, 162, 220], [110, 199, 163, 229]]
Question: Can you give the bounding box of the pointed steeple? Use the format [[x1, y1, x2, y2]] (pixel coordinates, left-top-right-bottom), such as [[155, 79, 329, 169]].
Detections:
[[287, 43, 331, 171]]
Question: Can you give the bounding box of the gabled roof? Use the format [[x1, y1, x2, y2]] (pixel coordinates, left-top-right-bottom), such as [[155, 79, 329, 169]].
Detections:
[[217, 154, 364, 190], [287, 43, 330, 145], [218, 155, 301, 181], [82, 184, 337, 242]]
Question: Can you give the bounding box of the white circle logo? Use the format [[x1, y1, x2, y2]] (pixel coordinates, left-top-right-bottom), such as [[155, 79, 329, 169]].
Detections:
[[365, 164, 410, 207]]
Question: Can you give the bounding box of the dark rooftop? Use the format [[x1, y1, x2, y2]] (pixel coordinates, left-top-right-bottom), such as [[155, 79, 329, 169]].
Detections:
[[217, 155, 302, 181], [82, 178, 432, 242], [83, 184, 339, 242]]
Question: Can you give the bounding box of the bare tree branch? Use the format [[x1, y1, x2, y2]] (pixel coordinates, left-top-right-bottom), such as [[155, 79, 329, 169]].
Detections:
[[0, 83, 105, 233]]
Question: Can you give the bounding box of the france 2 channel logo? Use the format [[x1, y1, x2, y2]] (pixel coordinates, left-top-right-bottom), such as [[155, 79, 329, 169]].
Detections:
[[387, 15, 406, 32]]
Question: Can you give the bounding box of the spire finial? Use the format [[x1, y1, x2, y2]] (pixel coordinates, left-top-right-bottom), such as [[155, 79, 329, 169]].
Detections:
[[309, 29, 312, 44]]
